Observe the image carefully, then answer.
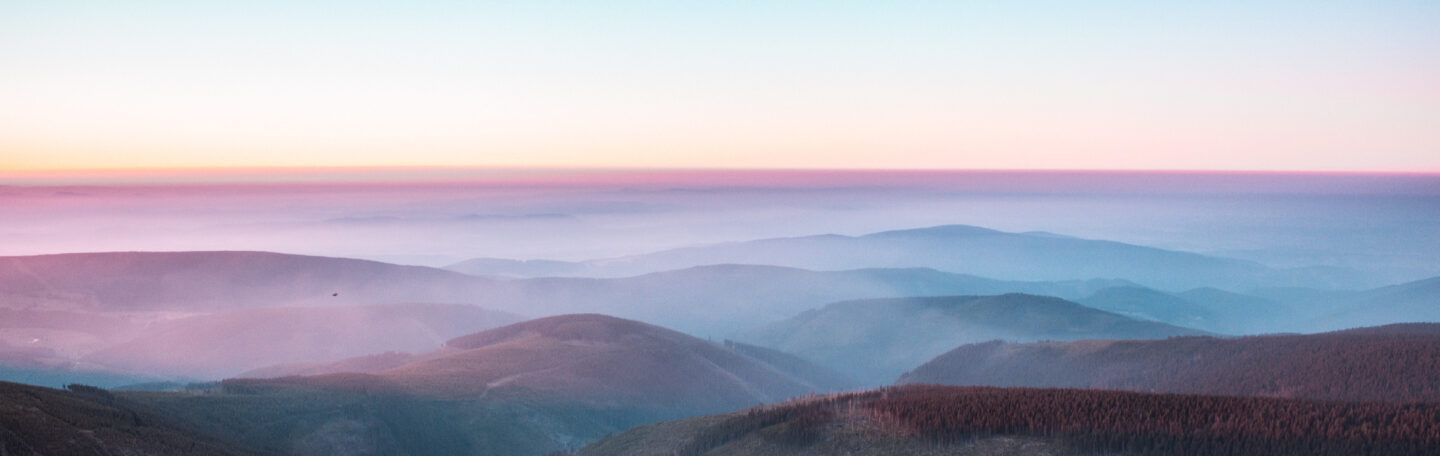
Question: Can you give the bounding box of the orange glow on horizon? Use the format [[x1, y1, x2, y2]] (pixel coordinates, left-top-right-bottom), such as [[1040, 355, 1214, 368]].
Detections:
[[3, 166, 1438, 189]]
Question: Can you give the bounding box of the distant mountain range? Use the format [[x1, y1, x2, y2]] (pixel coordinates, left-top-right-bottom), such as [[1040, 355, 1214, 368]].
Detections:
[[0, 250, 1142, 343], [448, 224, 1368, 290], [739, 294, 1204, 385], [899, 323, 1440, 402], [1, 242, 1434, 387]]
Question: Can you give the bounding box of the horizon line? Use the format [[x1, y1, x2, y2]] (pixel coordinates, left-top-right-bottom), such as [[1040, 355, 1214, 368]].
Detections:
[[3, 166, 1438, 188], [6, 165, 1440, 175]]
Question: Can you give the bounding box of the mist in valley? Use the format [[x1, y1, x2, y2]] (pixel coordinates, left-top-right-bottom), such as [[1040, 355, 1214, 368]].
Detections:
[[3, 170, 1440, 455], [5, 0, 1436, 450], [5, 170, 1437, 280]]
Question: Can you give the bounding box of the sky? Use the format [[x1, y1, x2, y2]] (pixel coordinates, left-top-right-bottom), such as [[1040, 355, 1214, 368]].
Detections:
[[1, 1, 1437, 172]]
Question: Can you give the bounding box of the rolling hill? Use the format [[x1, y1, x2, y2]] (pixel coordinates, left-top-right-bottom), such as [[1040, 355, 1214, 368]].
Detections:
[[739, 294, 1204, 385], [578, 385, 1440, 456], [898, 323, 1440, 402]]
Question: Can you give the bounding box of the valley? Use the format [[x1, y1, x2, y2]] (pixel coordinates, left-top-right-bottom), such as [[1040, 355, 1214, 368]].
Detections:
[[5, 0, 1436, 450], [2, 176, 1437, 455]]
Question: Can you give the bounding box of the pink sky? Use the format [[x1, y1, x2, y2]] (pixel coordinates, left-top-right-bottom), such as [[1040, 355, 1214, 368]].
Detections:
[[1, 2, 1436, 172]]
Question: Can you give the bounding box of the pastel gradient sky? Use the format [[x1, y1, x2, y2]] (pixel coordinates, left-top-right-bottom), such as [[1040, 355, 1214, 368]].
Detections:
[[2, 1, 1437, 171]]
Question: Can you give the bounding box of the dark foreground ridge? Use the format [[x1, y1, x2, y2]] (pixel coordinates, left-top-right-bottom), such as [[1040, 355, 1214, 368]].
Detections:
[[579, 385, 1440, 456]]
